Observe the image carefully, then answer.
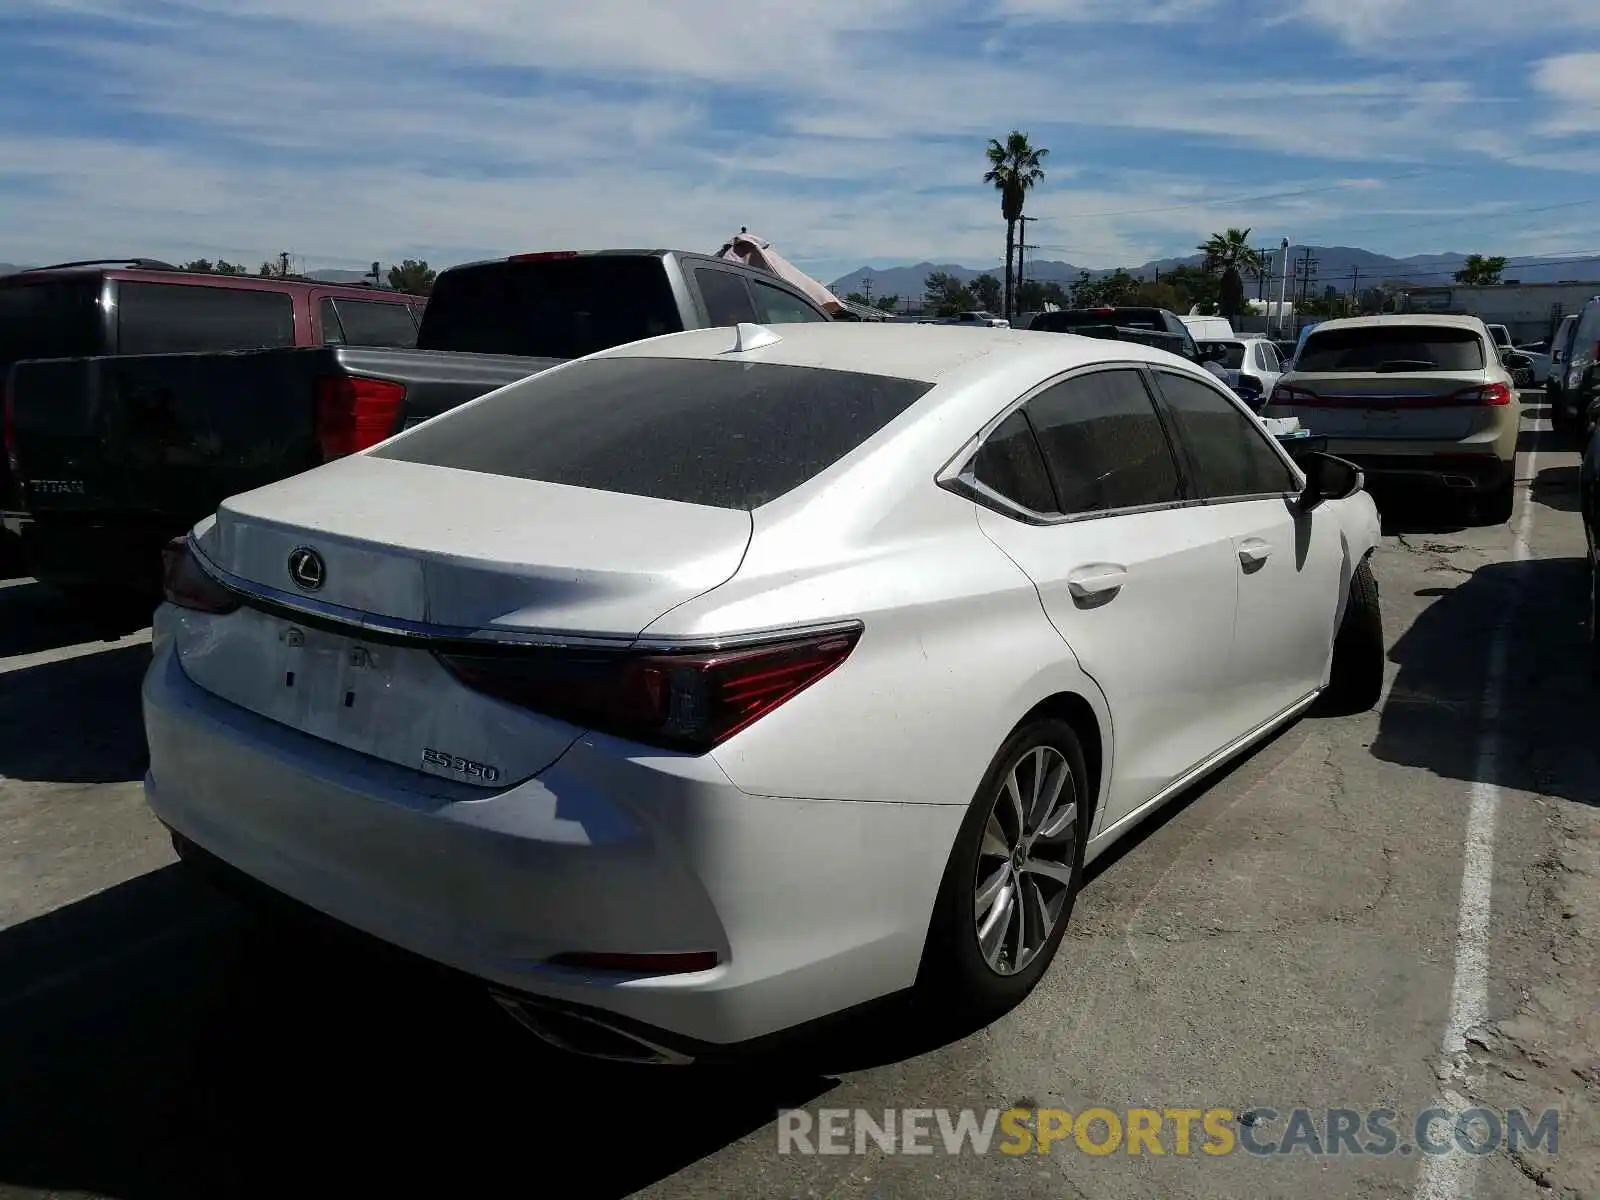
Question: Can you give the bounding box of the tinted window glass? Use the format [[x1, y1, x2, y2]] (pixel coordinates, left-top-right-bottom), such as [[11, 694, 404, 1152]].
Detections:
[[751, 280, 826, 323], [1577, 303, 1600, 354], [0, 279, 104, 371], [1295, 325, 1486, 372], [417, 258, 682, 358], [319, 297, 344, 344], [1031, 308, 1167, 332], [1200, 341, 1247, 369], [374, 357, 932, 510], [1154, 370, 1299, 499], [116, 282, 295, 354], [1024, 370, 1182, 513], [972, 409, 1057, 513], [696, 270, 759, 325], [332, 298, 417, 347]]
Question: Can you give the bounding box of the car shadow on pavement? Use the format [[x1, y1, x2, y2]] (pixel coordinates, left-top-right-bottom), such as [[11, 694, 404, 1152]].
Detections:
[[1370, 487, 1471, 536], [1372, 555, 1599, 807], [0, 643, 151, 782], [1530, 464, 1582, 514], [0, 580, 153, 659], [0, 865, 845, 1200]]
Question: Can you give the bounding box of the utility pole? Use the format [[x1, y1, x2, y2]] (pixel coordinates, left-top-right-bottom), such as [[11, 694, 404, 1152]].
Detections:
[[1016, 216, 1040, 318], [1348, 265, 1361, 313], [1255, 245, 1275, 302], [860, 274, 872, 306], [1295, 248, 1319, 308], [1275, 239, 1291, 338], [277, 250, 291, 279]]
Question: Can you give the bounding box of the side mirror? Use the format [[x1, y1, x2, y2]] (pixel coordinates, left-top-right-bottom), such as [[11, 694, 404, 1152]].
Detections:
[[1297, 451, 1364, 511]]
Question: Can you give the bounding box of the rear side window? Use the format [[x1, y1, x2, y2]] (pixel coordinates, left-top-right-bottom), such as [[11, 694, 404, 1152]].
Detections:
[[751, 279, 826, 324], [417, 257, 683, 358], [1200, 341, 1247, 369], [1153, 370, 1299, 500], [373, 357, 933, 510], [0, 279, 104, 370], [116, 282, 295, 354], [696, 270, 759, 325], [972, 409, 1058, 513], [328, 298, 417, 347], [1295, 325, 1486, 373], [1022, 369, 1182, 514]]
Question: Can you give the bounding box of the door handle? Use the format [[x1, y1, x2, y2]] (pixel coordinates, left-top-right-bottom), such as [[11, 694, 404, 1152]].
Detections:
[[1238, 538, 1273, 568], [1066, 564, 1128, 601]]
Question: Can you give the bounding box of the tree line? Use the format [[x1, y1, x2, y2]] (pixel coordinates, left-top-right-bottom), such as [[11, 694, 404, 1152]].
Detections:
[[176, 257, 437, 295]]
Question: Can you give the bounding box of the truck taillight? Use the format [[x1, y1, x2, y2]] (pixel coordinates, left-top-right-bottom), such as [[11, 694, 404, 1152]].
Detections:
[[436, 625, 862, 755], [161, 537, 241, 614], [315, 375, 407, 459]]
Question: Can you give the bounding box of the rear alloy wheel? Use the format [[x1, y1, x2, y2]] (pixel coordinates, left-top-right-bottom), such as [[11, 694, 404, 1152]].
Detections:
[[920, 719, 1086, 1022], [1320, 558, 1385, 714]]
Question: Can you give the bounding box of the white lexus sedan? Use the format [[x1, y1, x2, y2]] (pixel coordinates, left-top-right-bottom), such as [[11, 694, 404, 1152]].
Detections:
[[144, 322, 1383, 1064]]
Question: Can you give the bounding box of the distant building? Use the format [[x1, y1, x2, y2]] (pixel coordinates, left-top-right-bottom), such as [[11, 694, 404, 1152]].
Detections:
[[1394, 281, 1600, 343]]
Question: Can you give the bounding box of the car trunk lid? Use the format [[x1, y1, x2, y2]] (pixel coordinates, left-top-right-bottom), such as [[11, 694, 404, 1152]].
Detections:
[[1270, 370, 1499, 438], [176, 454, 753, 782]]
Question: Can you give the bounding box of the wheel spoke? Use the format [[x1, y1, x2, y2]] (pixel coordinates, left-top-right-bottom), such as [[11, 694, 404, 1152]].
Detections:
[[1020, 854, 1075, 889], [1036, 797, 1078, 843], [975, 862, 1010, 916], [1028, 746, 1050, 830], [981, 814, 1010, 860], [978, 877, 1016, 966], [1001, 770, 1026, 842]]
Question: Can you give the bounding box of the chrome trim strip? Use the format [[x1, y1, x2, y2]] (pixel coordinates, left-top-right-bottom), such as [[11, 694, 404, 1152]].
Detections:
[[186, 534, 862, 654], [1088, 687, 1319, 849]]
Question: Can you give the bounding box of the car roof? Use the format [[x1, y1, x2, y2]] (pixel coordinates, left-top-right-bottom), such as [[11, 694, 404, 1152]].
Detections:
[[1306, 313, 1489, 333], [594, 322, 1188, 385]]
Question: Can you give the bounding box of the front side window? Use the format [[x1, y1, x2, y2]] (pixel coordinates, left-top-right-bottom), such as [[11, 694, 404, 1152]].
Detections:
[[1022, 369, 1183, 515], [1153, 370, 1300, 500], [695, 269, 759, 326], [752, 280, 826, 324]]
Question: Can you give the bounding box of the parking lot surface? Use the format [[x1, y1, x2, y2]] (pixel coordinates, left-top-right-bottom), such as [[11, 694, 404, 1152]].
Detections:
[[0, 400, 1595, 1200]]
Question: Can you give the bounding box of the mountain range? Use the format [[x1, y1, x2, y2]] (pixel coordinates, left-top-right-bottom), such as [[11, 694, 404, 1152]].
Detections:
[[827, 247, 1600, 301]]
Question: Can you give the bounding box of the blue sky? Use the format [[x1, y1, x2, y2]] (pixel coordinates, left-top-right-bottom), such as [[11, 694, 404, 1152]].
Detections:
[[1, 0, 1598, 283]]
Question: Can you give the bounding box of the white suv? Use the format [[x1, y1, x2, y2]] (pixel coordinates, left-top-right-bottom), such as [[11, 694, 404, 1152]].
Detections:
[[1263, 314, 1521, 523]]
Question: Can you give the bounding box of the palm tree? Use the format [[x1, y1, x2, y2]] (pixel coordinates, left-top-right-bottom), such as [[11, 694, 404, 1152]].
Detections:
[[1198, 228, 1267, 320], [984, 132, 1048, 318]]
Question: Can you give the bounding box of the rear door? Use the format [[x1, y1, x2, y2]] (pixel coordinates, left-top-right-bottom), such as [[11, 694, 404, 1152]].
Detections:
[[317, 295, 419, 348], [692, 267, 760, 326], [748, 277, 829, 323], [1273, 322, 1496, 441], [1151, 367, 1344, 723], [968, 366, 1245, 828]]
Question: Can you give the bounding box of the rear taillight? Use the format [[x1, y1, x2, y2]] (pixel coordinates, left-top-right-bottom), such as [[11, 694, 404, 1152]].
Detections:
[[315, 375, 407, 459], [1270, 384, 1320, 405], [161, 536, 241, 614], [436, 625, 863, 754], [1449, 381, 1512, 406]]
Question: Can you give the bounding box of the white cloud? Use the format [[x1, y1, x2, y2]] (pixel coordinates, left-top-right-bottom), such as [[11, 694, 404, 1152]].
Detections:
[[1292, 0, 1600, 50], [1533, 53, 1600, 134]]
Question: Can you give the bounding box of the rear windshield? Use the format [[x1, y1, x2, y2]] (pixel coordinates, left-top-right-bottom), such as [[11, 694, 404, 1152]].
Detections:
[[417, 257, 684, 359], [1295, 325, 1486, 373], [0, 278, 105, 370], [1031, 308, 1167, 333], [116, 281, 296, 354], [373, 356, 933, 510], [1199, 340, 1247, 369]]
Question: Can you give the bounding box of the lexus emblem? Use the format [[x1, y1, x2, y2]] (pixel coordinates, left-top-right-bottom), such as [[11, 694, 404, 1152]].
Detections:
[[287, 546, 325, 592]]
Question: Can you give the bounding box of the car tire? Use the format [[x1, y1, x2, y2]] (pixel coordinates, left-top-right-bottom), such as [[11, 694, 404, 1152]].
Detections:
[[1321, 558, 1384, 714], [918, 717, 1088, 1025], [1590, 551, 1600, 683], [1477, 476, 1516, 525]]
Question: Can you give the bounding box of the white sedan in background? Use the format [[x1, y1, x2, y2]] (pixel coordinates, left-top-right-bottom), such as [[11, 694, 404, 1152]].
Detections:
[[145, 322, 1384, 1064]]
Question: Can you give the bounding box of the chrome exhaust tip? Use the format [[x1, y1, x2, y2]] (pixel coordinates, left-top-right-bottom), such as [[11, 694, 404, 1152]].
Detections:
[[490, 992, 696, 1065], [1440, 475, 1477, 489]]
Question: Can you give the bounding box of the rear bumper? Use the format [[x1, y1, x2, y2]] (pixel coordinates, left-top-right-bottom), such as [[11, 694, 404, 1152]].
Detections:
[[141, 633, 959, 1050], [1311, 448, 1512, 493]]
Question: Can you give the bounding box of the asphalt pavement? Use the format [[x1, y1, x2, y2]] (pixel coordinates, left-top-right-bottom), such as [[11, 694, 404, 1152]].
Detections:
[[0, 398, 1595, 1200]]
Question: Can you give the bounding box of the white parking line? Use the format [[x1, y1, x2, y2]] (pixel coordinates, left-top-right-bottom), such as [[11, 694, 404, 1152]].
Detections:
[[1413, 445, 1537, 1200], [0, 628, 152, 676]]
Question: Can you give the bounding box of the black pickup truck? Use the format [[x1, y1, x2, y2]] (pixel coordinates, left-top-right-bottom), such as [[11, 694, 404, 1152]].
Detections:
[[1028, 306, 1200, 360], [7, 249, 835, 597]]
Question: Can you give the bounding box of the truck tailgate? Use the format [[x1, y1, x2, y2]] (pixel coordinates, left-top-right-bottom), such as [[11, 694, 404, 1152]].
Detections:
[[9, 346, 332, 519], [329, 346, 560, 428]]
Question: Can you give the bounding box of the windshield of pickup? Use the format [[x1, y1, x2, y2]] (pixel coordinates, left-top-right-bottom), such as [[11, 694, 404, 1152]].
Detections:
[[417, 256, 685, 358], [1295, 325, 1487, 373]]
